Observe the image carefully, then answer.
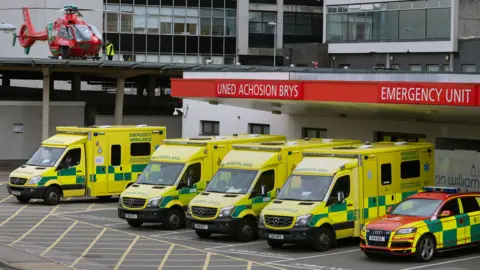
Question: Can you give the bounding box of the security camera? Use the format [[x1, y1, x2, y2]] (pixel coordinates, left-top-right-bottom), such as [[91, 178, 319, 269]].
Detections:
[[173, 108, 184, 116]]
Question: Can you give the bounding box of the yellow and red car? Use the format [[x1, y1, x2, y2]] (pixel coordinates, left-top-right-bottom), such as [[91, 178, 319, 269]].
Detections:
[[360, 186, 480, 262]]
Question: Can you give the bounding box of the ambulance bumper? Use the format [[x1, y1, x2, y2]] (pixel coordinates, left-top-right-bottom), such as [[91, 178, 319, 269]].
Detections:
[[117, 207, 168, 223], [7, 185, 46, 199], [186, 215, 241, 234], [360, 238, 414, 256], [258, 225, 312, 242]]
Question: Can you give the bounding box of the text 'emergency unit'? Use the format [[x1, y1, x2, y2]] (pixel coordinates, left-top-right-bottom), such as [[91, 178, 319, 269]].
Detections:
[[379, 85, 476, 106], [216, 81, 303, 100]]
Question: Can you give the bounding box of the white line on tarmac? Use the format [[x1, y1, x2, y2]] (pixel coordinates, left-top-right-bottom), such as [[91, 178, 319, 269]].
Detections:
[[400, 255, 480, 270], [205, 240, 266, 251], [209, 249, 287, 259], [149, 230, 193, 237], [266, 249, 359, 264], [267, 262, 339, 270], [153, 235, 231, 246], [54, 208, 116, 216]]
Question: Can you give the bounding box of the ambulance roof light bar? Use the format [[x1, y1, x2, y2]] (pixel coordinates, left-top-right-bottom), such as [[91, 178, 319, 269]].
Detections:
[[423, 186, 460, 193]]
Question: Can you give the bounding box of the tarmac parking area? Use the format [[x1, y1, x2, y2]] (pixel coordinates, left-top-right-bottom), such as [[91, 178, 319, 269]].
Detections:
[[0, 178, 479, 270]]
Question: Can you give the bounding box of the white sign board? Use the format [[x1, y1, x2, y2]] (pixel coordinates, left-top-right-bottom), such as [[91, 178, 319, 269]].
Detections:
[[435, 149, 480, 192]]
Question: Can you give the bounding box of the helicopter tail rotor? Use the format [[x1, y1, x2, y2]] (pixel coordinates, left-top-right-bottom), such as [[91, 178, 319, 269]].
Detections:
[[17, 7, 36, 50]]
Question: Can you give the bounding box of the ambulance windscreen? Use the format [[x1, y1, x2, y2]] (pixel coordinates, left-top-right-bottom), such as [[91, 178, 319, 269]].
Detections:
[[278, 174, 333, 201], [26, 146, 66, 167], [136, 162, 185, 186], [205, 168, 258, 194], [389, 198, 443, 217]]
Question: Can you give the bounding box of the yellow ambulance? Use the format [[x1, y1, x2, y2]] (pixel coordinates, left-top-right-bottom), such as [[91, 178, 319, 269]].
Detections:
[[258, 141, 434, 251], [7, 125, 166, 205], [186, 138, 361, 242], [117, 134, 285, 229]]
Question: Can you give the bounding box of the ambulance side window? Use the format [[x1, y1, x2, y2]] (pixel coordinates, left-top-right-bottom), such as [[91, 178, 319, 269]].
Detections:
[[328, 175, 350, 204], [461, 197, 480, 213], [130, 142, 151, 156], [381, 163, 392, 185], [111, 145, 121, 166], [439, 199, 460, 218], [58, 148, 81, 170], [178, 163, 201, 189], [252, 169, 275, 196], [400, 160, 420, 179]]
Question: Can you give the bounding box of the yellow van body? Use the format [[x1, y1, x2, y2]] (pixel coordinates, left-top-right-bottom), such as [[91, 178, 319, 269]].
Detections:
[[7, 125, 166, 205], [117, 134, 286, 229], [186, 138, 361, 241], [259, 142, 435, 251]]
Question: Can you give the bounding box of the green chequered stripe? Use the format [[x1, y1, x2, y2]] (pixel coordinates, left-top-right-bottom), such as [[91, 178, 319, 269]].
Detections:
[[363, 190, 419, 219], [231, 192, 273, 218], [91, 164, 147, 182], [423, 214, 468, 248], [38, 167, 77, 186], [308, 202, 356, 226]]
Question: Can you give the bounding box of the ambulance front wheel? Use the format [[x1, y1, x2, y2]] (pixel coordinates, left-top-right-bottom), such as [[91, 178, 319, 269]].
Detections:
[[195, 230, 211, 239], [15, 196, 30, 203], [43, 186, 61, 205], [267, 239, 284, 249], [414, 234, 436, 262], [235, 217, 257, 242], [311, 226, 334, 252], [164, 209, 185, 230], [127, 219, 143, 227]]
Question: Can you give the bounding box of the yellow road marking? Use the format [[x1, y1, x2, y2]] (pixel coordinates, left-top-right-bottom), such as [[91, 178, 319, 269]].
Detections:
[[58, 216, 285, 270], [66, 197, 72, 201], [70, 227, 106, 268], [9, 205, 60, 246], [0, 205, 28, 226], [247, 261, 252, 270], [114, 235, 139, 270], [54, 207, 114, 216], [0, 195, 12, 203], [157, 244, 175, 270], [86, 203, 95, 211], [203, 252, 211, 270], [41, 221, 78, 256]]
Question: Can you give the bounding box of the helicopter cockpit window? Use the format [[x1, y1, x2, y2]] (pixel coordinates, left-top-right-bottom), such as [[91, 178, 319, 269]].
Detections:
[[72, 25, 92, 41], [88, 25, 103, 42], [58, 26, 73, 39]]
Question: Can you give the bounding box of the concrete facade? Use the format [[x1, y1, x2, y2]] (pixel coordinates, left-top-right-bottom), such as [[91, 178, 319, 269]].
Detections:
[[0, 101, 85, 160]]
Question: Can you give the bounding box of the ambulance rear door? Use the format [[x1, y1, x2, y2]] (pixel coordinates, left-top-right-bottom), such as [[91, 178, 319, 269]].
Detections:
[[362, 156, 379, 223], [377, 153, 396, 217]]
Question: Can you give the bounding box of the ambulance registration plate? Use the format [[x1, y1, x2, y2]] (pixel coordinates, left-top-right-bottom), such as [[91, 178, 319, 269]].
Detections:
[[11, 191, 20, 196], [194, 224, 208, 230], [125, 213, 137, 219], [268, 234, 284, 240], [368, 236, 385, 241]]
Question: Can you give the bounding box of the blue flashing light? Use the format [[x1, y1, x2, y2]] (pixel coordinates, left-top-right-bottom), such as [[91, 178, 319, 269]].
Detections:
[[423, 186, 460, 193]]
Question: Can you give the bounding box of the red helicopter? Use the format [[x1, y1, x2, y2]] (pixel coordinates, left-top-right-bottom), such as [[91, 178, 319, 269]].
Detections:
[[1, 4, 114, 60]]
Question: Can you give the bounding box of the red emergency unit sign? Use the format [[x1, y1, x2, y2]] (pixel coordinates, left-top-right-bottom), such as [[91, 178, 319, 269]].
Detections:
[[215, 80, 303, 100], [378, 84, 477, 106]]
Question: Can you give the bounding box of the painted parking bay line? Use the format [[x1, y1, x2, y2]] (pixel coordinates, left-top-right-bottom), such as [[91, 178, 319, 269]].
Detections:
[[265, 249, 360, 264], [401, 255, 480, 270]]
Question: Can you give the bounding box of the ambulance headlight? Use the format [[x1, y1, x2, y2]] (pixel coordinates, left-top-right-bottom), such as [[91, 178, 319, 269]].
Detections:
[[147, 197, 162, 207], [396, 227, 417, 234], [219, 206, 234, 217], [187, 204, 192, 214], [27, 176, 42, 185], [259, 213, 265, 224], [118, 195, 123, 206], [295, 214, 312, 227]]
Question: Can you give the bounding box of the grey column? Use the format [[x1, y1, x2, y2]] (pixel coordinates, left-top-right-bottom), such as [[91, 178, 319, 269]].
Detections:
[[42, 68, 50, 140], [237, 0, 250, 56], [114, 78, 125, 125]]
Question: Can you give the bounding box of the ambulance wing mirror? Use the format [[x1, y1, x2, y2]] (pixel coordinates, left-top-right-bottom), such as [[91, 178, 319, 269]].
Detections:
[[387, 206, 393, 213], [440, 210, 453, 218], [276, 188, 281, 196], [337, 192, 345, 203]]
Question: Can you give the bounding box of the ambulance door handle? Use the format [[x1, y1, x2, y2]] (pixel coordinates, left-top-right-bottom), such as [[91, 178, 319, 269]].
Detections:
[[119, 166, 123, 171], [347, 203, 353, 207], [77, 170, 83, 173], [391, 195, 394, 201]]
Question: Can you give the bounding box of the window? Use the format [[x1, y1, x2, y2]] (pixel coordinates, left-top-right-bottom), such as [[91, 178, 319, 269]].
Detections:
[[249, 123, 270, 134], [249, 11, 276, 34], [179, 162, 202, 188], [61, 148, 81, 168], [381, 163, 392, 185], [439, 199, 460, 217], [328, 175, 350, 204], [325, 3, 451, 42], [391, 64, 400, 70], [106, 13, 119, 32], [410, 65, 422, 71], [121, 14, 134, 32], [201, 121, 219, 136], [283, 12, 321, 36], [443, 64, 451, 72], [401, 160, 420, 179], [111, 145, 121, 166], [462, 65, 476, 73], [427, 65, 440, 72], [252, 169, 275, 195], [130, 142, 151, 156], [461, 197, 480, 213], [147, 15, 160, 33], [302, 127, 327, 138]]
